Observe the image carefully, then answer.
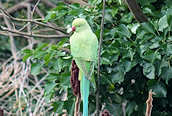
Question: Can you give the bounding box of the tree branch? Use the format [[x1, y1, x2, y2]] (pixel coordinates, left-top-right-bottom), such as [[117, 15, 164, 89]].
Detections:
[[0, 27, 69, 39], [27, 3, 34, 49], [125, 0, 148, 23], [65, 0, 89, 6], [96, 0, 105, 115], [0, 8, 67, 34]]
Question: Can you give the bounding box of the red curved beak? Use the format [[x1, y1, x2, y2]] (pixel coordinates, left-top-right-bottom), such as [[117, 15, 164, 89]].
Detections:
[[72, 26, 76, 32]]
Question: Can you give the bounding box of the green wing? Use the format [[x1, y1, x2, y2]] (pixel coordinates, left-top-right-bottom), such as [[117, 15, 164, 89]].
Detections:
[[70, 29, 98, 62]]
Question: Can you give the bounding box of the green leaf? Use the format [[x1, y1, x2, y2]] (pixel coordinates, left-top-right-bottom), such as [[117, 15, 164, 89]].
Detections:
[[22, 49, 33, 61], [167, 15, 172, 27], [141, 22, 156, 35], [130, 23, 140, 34], [22, 53, 32, 62], [22, 49, 33, 54], [121, 13, 133, 23], [44, 11, 57, 22], [149, 42, 160, 49], [112, 72, 124, 83], [31, 63, 41, 76], [45, 82, 57, 95], [142, 49, 161, 63], [160, 67, 172, 84], [147, 80, 167, 97], [142, 62, 155, 79], [126, 101, 136, 116], [111, 65, 125, 83], [158, 15, 168, 31], [166, 44, 172, 55], [117, 24, 131, 38], [121, 60, 137, 73], [52, 101, 64, 114]]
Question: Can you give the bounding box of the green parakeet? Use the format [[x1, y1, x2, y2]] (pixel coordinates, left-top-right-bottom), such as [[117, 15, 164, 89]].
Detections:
[[70, 18, 98, 116]]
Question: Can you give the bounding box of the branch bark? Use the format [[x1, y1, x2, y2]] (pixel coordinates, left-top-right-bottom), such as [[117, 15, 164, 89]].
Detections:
[[27, 3, 34, 49], [145, 90, 155, 116], [96, 0, 105, 115], [65, 0, 89, 6], [125, 0, 148, 23], [0, 8, 67, 34], [0, 27, 69, 39]]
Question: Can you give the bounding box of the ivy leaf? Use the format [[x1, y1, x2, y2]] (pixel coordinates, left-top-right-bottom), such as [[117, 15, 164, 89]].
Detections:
[[142, 62, 155, 79], [117, 24, 131, 38], [126, 101, 136, 116], [160, 67, 172, 84], [111, 65, 125, 83], [158, 15, 168, 31], [130, 23, 140, 34], [141, 22, 156, 35], [166, 44, 172, 55], [142, 49, 161, 63], [31, 63, 42, 76], [147, 80, 167, 97], [149, 42, 160, 49], [167, 15, 172, 27]]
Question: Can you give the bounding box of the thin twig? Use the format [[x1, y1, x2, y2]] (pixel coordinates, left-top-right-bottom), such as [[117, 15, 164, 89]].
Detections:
[[27, 3, 34, 49], [96, 0, 105, 115], [0, 26, 69, 39], [0, 7, 67, 34], [31, 0, 41, 17], [0, 2, 18, 61]]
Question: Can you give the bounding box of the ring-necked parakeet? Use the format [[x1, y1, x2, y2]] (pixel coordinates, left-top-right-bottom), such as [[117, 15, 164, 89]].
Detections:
[[70, 18, 98, 116]]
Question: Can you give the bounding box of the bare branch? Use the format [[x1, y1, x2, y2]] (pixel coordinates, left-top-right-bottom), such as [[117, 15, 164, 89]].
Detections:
[[0, 26, 69, 39], [96, 0, 105, 115], [65, 0, 89, 6], [27, 3, 34, 49], [31, 0, 41, 17], [0, 8, 67, 34]]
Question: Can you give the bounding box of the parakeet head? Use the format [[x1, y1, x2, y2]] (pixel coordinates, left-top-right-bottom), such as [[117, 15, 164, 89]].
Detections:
[[72, 18, 90, 32]]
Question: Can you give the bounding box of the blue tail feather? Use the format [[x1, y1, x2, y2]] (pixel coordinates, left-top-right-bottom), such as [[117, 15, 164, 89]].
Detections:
[[81, 75, 90, 116]]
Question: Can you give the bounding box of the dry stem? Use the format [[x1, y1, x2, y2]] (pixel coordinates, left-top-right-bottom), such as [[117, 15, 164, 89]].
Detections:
[[145, 89, 155, 116]]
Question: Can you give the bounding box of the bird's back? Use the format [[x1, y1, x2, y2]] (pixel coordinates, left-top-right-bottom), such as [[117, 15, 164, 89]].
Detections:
[[70, 29, 98, 62]]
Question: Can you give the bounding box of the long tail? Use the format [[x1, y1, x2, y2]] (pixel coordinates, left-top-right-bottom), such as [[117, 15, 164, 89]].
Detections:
[[81, 75, 90, 116]]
